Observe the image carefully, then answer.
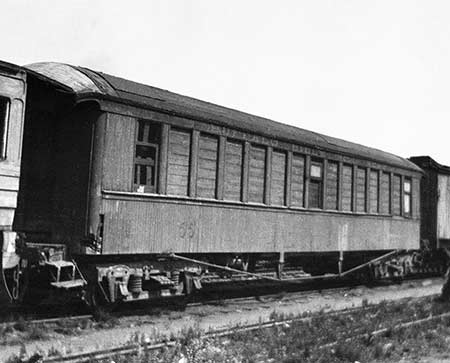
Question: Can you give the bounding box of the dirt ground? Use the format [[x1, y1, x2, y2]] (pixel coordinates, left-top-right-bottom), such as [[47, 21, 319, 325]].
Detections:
[[0, 278, 444, 361]]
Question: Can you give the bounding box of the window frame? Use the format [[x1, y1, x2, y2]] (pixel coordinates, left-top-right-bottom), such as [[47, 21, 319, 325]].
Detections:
[[308, 159, 323, 209], [133, 120, 160, 193], [0, 97, 10, 160], [270, 148, 287, 206], [403, 178, 412, 217]]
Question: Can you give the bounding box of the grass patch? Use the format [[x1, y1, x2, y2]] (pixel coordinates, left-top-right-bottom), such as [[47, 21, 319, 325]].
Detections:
[[69, 296, 450, 363]]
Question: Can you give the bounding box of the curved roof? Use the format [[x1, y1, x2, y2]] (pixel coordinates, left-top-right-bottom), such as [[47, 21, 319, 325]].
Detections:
[[410, 156, 450, 175], [25, 62, 421, 173]]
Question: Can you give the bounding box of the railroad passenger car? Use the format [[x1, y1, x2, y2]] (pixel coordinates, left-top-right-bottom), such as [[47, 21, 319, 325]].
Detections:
[[3, 61, 424, 304], [0, 61, 27, 304], [410, 156, 450, 250]]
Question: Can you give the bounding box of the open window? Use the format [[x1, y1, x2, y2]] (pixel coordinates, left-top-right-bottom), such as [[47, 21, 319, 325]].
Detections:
[[0, 97, 10, 160], [133, 120, 161, 193]]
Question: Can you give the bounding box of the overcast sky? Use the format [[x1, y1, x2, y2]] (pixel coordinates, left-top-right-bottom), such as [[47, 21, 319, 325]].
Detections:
[[2, 1, 450, 164]]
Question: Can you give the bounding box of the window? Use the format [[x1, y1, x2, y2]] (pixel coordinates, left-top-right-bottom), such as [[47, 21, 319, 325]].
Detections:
[[369, 170, 379, 213], [309, 160, 323, 208], [404, 178, 412, 217], [270, 150, 286, 205], [342, 164, 353, 211], [325, 161, 338, 210], [248, 144, 266, 203], [0, 97, 9, 160], [134, 120, 160, 193], [291, 154, 305, 207], [380, 172, 391, 214], [196, 134, 218, 199], [393, 174, 401, 216], [356, 167, 367, 213], [224, 139, 243, 201], [167, 128, 191, 196]]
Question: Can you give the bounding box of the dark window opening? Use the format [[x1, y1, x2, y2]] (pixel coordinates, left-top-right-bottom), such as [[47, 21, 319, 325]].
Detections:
[[134, 120, 161, 193], [309, 160, 323, 209], [0, 97, 10, 160]]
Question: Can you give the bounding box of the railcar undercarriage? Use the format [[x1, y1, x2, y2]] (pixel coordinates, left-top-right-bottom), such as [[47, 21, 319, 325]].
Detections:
[[1, 237, 447, 309]]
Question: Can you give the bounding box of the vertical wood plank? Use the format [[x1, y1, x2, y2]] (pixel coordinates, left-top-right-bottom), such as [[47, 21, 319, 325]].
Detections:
[[217, 135, 226, 200], [286, 151, 292, 207], [158, 123, 169, 194], [338, 161, 343, 211], [366, 167, 371, 213], [189, 130, 199, 198], [103, 113, 135, 192], [390, 172, 394, 215], [400, 174, 405, 216], [352, 165, 357, 212], [265, 146, 272, 204], [242, 141, 250, 202], [378, 169, 383, 214], [322, 159, 328, 210], [304, 155, 311, 209]]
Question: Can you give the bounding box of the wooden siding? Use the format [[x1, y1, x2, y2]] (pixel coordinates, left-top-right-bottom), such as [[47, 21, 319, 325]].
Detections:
[[392, 174, 401, 216], [0, 72, 26, 230], [103, 113, 135, 191], [101, 193, 420, 254], [97, 101, 420, 176], [380, 172, 390, 214], [270, 150, 286, 205], [369, 170, 379, 213], [167, 128, 191, 196], [196, 134, 218, 199], [342, 165, 353, 211], [224, 140, 243, 201], [437, 174, 450, 239], [248, 144, 266, 203], [412, 177, 420, 219], [356, 167, 366, 213], [291, 154, 304, 207], [326, 161, 338, 210]]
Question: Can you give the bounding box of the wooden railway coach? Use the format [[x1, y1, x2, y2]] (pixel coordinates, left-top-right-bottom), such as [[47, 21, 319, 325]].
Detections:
[[410, 156, 450, 250], [4, 61, 423, 304], [0, 61, 26, 283]]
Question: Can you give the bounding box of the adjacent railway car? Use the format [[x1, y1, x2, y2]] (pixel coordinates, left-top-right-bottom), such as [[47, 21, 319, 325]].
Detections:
[[410, 156, 450, 250], [0, 61, 27, 303], [1, 61, 425, 305]]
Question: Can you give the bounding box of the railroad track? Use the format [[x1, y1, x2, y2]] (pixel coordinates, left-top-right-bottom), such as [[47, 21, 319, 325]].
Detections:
[[42, 295, 448, 363], [0, 314, 93, 329], [41, 305, 377, 363]]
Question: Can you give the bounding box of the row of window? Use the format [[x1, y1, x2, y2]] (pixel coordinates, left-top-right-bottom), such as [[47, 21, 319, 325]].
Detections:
[[133, 120, 413, 217]]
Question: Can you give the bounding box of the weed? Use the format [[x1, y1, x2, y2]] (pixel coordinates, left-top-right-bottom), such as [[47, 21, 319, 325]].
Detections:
[[334, 342, 362, 361], [26, 325, 49, 340], [47, 346, 63, 357]]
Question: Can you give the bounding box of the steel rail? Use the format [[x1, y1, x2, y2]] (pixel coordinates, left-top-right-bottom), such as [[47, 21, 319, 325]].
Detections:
[[0, 314, 93, 329], [318, 310, 450, 349], [43, 298, 423, 363]]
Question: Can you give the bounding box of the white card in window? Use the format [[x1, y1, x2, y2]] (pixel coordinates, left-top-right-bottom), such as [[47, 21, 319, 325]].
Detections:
[[311, 164, 322, 178], [404, 195, 411, 213], [404, 181, 411, 193]]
